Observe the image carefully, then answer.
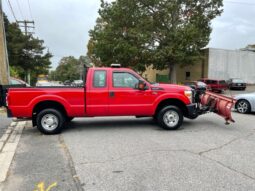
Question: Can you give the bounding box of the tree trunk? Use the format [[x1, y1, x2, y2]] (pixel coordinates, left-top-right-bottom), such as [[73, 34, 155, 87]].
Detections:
[[168, 63, 176, 84]]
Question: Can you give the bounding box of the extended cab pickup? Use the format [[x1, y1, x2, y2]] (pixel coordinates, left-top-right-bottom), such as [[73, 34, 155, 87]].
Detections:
[[1, 66, 198, 134]]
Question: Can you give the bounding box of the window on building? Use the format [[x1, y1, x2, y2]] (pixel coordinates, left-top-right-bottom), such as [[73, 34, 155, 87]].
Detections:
[[185, 72, 191, 80], [93, 70, 106, 88]]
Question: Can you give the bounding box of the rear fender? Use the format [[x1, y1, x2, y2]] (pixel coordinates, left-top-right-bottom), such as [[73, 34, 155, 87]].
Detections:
[[28, 95, 71, 116]]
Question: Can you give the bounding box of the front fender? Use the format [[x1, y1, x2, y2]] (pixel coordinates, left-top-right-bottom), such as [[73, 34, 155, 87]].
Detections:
[[152, 93, 190, 111]]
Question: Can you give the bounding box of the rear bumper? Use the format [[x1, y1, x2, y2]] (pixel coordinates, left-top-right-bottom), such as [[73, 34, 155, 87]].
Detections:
[[186, 103, 198, 119], [230, 86, 246, 89], [7, 108, 13, 118]]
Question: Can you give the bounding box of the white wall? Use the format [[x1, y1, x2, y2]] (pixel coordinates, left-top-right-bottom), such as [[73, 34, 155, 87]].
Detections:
[[208, 48, 255, 84]]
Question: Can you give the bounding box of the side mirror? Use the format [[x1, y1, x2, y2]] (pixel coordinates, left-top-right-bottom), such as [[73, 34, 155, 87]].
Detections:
[[137, 80, 146, 90]]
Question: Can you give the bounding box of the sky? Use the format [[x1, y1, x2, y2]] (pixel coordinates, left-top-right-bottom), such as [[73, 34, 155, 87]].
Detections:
[[2, 0, 255, 69]]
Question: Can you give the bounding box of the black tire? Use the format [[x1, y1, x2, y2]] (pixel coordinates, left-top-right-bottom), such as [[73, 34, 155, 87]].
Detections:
[[36, 108, 65, 135], [236, 100, 251, 114], [67, 117, 74, 122], [157, 106, 183, 130]]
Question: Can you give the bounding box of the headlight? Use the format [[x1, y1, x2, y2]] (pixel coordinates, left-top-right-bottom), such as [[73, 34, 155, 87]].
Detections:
[[184, 90, 193, 103]]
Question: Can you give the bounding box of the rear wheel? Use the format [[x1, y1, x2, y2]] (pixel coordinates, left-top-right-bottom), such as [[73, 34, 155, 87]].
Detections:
[[157, 106, 183, 130], [36, 108, 65, 134], [236, 100, 251, 114]]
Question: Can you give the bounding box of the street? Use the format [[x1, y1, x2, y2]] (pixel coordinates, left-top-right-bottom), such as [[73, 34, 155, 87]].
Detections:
[[0, 107, 255, 190]]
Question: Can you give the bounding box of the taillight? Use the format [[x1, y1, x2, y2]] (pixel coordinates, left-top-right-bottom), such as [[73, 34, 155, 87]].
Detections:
[[6, 93, 8, 106]]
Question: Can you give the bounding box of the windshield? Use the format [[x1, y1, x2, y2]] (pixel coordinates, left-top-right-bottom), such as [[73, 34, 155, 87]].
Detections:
[[233, 79, 244, 83], [197, 82, 206, 86], [219, 80, 226, 84]]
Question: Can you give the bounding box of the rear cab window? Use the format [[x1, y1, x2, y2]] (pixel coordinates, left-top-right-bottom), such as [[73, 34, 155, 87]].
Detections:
[[93, 70, 107, 88]]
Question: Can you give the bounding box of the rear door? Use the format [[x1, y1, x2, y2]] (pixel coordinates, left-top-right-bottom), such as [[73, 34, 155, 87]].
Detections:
[[86, 69, 109, 116], [108, 71, 155, 116]]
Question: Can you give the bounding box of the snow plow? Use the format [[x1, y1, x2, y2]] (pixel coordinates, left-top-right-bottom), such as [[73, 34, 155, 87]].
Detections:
[[197, 90, 236, 124]]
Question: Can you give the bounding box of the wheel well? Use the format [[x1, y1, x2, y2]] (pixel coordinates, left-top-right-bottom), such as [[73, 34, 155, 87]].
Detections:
[[32, 101, 67, 126], [155, 99, 188, 117]]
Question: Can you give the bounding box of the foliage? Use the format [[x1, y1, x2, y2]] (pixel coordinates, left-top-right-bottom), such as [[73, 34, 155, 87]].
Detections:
[[88, 0, 223, 82], [49, 56, 91, 82], [4, 14, 52, 85], [243, 44, 255, 52]]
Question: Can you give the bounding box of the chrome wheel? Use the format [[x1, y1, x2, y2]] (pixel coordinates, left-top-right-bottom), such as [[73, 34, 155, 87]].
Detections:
[[237, 100, 250, 114], [41, 114, 59, 131], [163, 110, 179, 127]]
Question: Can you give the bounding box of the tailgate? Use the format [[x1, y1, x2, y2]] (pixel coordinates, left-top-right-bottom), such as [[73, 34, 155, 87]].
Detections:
[[0, 84, 27, 107]]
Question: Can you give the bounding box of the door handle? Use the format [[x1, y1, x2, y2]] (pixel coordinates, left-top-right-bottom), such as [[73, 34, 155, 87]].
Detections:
[[109, 91, 115, 97]]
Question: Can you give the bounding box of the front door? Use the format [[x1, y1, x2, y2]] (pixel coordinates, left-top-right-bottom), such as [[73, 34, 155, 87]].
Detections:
[[108, 71, 155, 116]]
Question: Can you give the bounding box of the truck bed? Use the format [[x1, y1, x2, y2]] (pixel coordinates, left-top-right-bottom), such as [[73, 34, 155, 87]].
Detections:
[[2, 86, 85, 118]]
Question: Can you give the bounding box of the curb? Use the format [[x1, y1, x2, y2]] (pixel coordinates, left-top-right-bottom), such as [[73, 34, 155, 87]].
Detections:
[[0, 121, 26, 183], [0, 108, 6, 115]]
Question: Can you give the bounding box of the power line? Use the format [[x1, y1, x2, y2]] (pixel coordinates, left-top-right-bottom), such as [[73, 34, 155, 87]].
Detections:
[[27, 0, 33, 20], [6, 0, 17, 21], [15, 0, 24, 20]]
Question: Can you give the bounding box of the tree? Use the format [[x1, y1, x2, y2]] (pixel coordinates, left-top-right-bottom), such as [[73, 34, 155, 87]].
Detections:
[[243, 44, 255, 52], [4, 14, 52, 85], [49, 56, 91, 82], [53, 56, 80, 82], [88, 0, 223, 82]]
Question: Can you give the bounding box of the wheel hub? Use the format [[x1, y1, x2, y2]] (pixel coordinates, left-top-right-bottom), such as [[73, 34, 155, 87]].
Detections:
[[163, 111, 179, 127], [41, 114, 59, 131], [237, 101, 248, 113]]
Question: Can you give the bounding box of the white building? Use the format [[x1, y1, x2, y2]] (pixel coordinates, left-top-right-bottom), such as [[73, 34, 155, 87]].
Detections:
[[208, 48, 255, 84]]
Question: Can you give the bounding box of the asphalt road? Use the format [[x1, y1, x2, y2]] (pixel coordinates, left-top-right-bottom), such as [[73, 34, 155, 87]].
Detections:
[[61, 112, 255, 191]]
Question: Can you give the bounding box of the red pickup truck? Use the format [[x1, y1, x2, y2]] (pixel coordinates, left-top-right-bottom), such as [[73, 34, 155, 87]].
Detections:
[[199, 78, 228, 93], [1, 65, 237, 134], [0, 66, 200, 134]]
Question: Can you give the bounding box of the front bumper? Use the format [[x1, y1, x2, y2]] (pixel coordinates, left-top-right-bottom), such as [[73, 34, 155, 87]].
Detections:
[[186, 103, 198, 119]]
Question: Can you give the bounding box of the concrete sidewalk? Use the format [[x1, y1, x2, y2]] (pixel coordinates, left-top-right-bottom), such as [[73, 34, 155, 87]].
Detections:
[[0, 121, 25, 184], [0, 109, 12, 140], [1, 122, 80, 191]]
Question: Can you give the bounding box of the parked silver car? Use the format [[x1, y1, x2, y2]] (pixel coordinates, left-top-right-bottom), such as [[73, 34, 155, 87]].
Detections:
[[235, 92, 255, 113]]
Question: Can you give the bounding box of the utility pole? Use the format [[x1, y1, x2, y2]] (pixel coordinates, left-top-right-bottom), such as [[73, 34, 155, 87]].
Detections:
[[0, 0, 10, 85], [17, 20, 34, 84], [17, 20, 34, 36]]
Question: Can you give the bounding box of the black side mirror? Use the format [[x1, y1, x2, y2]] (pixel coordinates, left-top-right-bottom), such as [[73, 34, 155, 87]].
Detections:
[[137, 80, 146, 90]]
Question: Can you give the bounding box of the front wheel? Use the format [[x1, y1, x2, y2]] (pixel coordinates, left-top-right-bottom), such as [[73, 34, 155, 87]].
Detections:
[[157, 106, 183, 130], [36, 108, 65, 134]]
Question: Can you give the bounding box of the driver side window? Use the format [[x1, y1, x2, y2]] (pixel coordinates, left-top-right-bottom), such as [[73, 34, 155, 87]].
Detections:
[[113, 72, 139, 88]]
